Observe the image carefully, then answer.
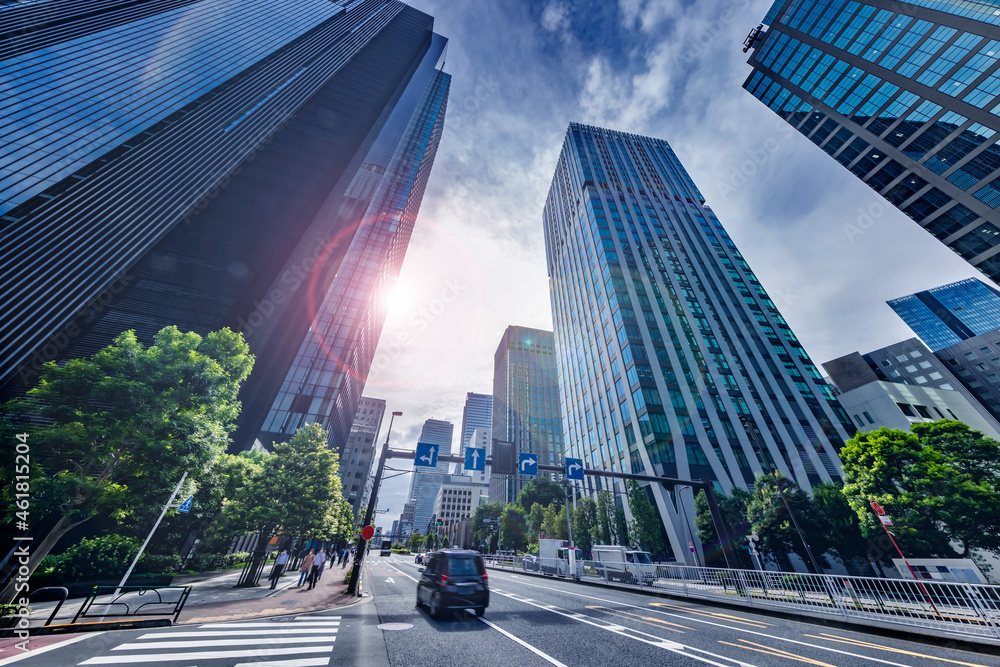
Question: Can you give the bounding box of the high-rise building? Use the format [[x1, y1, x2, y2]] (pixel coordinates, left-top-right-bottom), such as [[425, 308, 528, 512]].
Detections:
[[887, 278, 1000, 351], [455, 392, 492, 476], [339, 397, 385, 521], [407, 418, 453, 533], [0, 0, 450, 456], [543, 123, 851, 561], [490, 326, 564, 504], [744, 0, 1000, 282]]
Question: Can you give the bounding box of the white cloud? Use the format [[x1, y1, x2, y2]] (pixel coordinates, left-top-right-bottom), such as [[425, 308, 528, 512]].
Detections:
[[540, 1, 570, 32]]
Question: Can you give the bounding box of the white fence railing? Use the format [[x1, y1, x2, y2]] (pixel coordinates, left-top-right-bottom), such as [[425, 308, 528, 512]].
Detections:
[[484, 555, 1000, 643]]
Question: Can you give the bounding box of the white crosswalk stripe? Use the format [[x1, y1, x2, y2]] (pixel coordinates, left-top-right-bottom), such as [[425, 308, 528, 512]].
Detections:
[[78, 616, 342, 665]]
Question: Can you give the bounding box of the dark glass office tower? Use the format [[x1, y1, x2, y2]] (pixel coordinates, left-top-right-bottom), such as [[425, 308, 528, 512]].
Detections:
[[744, 0, 1000, 283], [887, 277, 1000, 350], [0, 0, 449, 452], [491, 326, 564, 504], [544, 123, 851, 562]]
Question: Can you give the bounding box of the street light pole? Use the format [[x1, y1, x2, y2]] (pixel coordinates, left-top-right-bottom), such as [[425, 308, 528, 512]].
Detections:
[[347, 410, 401, 596]]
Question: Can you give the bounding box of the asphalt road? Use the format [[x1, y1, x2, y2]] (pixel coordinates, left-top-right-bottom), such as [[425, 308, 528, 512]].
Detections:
[[5, 553, 1000, 666]]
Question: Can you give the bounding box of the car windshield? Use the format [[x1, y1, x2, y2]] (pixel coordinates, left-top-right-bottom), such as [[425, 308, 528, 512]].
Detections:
[[447, 556, 484, 576], [629, 552, 652, 564]]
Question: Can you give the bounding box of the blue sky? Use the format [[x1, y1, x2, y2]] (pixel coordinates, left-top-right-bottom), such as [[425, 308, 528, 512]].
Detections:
[[365, 0, 984, 527]]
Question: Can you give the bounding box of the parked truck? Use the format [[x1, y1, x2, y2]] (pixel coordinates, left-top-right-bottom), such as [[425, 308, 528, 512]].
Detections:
[[591, 544, 657, 584], [538, 539, 583, 579]]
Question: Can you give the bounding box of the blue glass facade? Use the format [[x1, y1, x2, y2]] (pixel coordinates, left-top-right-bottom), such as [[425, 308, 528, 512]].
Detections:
[[544, 123, 850, 562], [746, 0, 1000, 283], [0, 0, 449, 459], [888, 277, 1000, 350], [490, 326, 564, 504]]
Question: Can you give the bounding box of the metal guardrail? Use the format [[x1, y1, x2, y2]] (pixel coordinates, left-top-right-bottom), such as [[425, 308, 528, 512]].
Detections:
[[72, 585, 192, 624], [484, 556, 1000, 642]]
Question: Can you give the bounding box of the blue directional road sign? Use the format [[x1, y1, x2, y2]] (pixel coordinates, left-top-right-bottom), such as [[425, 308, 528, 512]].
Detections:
[[465, 447, 486, 471], [518, 452, 538, 476], [414, 442, 439, 468], [177, 496, 193, 514], [565, 458, 584, 481]]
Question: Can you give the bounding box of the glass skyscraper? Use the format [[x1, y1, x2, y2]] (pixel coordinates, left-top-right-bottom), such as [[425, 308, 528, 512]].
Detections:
[[455, 391, 492, 477], [544, 123, 850, 561], [490, 326, 564, 504], [0, 0, 449, 455], [745, 0, 1000, 283], [887, 277, 1000, 350], [408, 418, 453, 534]]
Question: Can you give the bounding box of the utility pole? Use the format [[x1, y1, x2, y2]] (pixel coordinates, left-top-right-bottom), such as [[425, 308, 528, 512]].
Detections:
[[347, 410, 401, 596]]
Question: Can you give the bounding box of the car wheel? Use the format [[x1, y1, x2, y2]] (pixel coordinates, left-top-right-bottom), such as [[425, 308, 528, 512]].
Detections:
[[429, 592, 442, 619], [474, 607, 485, 617], [416, 591, 422, 608]]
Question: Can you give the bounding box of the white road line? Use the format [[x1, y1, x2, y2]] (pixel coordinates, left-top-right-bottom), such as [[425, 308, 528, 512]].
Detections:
[[384, 564, 419, 583], [477, 617, 569, 667], [77, 645, 334, 664], [493, 589, 752, 667], [136, 629, 336, 638], [233, 659, 329, 667], [196, 622, 340, 628], [293, 617, 340, 621], [0, 634, 94, 666], [113, 637, 335, 650], [488, 576, 916, 667]]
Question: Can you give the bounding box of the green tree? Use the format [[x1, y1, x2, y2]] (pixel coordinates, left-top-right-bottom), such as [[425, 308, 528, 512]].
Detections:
[[1, 326, 253, 603], [527, 503, 545, 540], [500, 505, 529, 552], [694, 486, 752, 569], [541, 503, 568, 540], [515, 478, 565, 513], [626, 481, 666, 557], [613, 501, 630, 548], [472, 501, 504, 551], [840, 421, 1000, 558], [810, 481, 877, 575], [745, 474, 830, 572], [572, 496, 598, 554], [595, 490, 615, 545]]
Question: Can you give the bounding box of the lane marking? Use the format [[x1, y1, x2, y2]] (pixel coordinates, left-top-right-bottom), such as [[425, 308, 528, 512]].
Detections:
[[650, 602, 770, 628], [476, 616, 569, 667], [114, 637, 334, 650], [137, 629, 337, 638], [196, 622, 340, 628], [719, 640, 837, 667], [0, 634, 94, 666], [486, 575, 915, 667], [585, 605, 693, 632], [233, 659, 330, 667], [293, 617, 340, 621], [804, 633, 991, 667], [386, 578, 395, 584], [493, 588, 752, 667], [77, 646, 334, 664]]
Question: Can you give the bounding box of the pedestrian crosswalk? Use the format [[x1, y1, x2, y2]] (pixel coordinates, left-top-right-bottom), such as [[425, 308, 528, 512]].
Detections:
[[77, 616, 341, 666]]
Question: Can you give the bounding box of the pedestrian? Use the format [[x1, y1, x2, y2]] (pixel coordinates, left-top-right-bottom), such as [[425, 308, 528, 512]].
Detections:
[[297, 549, 315, 587], [342, 548, 350, 569], [316, 548, 328, 581], [308, 548, 326, 589], [269, 549, 289, 590]]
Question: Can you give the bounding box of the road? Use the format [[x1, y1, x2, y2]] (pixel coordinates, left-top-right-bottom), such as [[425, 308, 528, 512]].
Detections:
[[4, 554, 999, 666]]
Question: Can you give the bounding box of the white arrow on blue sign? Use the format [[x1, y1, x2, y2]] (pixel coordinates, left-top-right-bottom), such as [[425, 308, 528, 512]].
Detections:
[[565, 458, 584, 481], [518, 452, 538, 476], [177, 496, 193, 514], [415, 442, 439, 468], [465, 447, 486, 471]]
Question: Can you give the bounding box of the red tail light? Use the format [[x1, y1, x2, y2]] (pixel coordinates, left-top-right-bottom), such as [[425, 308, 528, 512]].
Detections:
[[482, 572, 488, 581], [440, 574, 448, 584]]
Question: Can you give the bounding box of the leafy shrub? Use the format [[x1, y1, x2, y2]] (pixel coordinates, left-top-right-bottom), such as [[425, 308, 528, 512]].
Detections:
[[136, 554, 182, 575], [188, 551, 251, 572], [48, 535, 140, 581]]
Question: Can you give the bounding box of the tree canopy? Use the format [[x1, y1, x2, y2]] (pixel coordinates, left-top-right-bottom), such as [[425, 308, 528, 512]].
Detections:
[[840, 420, 1000, 558], [626, 480, 666, 557], [515, 478, 565, 513], [1, 326, 253, 603]]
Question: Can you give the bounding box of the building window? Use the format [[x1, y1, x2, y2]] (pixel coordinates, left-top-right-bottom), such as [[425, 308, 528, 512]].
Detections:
[[905, 365, 918, 372], [863, 411, 875, 424], [915, 405, 932, 418], [896, 354, 909, 362], [853, 415, 865, 428], [897, 402, 917, 417], [929, 372, 943, 380], [918, 361, 932, 369], [910, 350, 922, 358]]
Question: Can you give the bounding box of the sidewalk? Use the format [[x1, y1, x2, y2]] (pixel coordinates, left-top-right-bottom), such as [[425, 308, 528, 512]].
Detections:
[[15, 561, 361, 629]]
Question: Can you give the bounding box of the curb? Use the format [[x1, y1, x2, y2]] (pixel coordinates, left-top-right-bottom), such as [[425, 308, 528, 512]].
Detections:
[[0, 618, 170, 638]]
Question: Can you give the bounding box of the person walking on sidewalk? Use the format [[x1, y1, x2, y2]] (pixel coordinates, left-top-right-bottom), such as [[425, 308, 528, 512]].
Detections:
[[308, 548, 326, 589], [297, 549, 315, 587], [269, 549, 289, 590], [316, 548, 328, 581]]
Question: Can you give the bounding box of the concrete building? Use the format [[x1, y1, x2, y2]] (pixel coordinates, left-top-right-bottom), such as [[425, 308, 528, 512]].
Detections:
[[408, 418, 454, 534], [339, 397, 385, 521]]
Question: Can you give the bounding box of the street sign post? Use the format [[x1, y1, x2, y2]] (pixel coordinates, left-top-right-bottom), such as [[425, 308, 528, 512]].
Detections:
[[518, 452, 538, 476], [565, 457, 584, 481], [414, 442, 439, 468], [361, 525, 375, 541], [465, 447, 486, 471], [177, 496, 193, 514]]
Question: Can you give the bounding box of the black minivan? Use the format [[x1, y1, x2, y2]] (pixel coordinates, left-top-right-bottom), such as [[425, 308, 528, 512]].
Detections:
[[416, 549, 489, 619]]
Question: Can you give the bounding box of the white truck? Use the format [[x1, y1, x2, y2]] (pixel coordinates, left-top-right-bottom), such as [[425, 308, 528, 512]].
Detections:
[[538, 539, 583, 579], [591, 544, 657, 585]]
